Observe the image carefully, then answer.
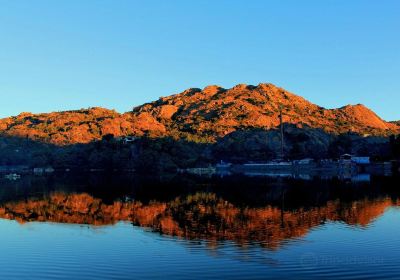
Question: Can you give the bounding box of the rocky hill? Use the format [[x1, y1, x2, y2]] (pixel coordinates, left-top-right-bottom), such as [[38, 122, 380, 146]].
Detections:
[[134, 83, 399, 141], [0, 83, 398, 145]]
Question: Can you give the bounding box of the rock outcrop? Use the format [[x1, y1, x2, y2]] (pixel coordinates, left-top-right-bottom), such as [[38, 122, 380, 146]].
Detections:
[[0, 83, 399, 145]]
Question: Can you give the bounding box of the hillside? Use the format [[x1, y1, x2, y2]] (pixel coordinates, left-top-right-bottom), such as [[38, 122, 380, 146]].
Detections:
[[0, 83, 399, 145], [135, 83, 399, 141]]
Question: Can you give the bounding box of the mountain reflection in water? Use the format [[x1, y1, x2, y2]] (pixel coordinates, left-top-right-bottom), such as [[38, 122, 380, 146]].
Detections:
[[1, 173, 399, 250]]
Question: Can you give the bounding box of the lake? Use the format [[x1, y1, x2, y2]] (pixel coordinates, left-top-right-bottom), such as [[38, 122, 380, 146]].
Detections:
[[0, 173, 399, 279]]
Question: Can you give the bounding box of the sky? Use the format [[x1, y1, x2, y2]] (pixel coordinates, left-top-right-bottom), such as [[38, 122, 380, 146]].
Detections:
[[0, 0, 399, 120]]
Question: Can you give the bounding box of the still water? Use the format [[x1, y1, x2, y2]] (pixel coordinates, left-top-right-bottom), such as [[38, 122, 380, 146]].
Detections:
[[0, 173, 399, 279]]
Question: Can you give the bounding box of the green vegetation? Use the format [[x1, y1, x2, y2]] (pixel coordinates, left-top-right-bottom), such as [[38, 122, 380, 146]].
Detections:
[[0, 83, 398, 172], [0, 126, 394, 173]]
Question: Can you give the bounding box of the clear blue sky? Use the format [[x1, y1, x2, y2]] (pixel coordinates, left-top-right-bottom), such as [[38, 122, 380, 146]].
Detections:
[[1, 0, 399, 120]]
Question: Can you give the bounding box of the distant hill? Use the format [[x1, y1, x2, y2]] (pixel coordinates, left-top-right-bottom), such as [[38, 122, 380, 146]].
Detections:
[[0, 83, 399, 145]]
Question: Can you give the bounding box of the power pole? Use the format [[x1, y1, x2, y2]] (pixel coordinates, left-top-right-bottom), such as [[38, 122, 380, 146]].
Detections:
[[279, 105, 284, 160]]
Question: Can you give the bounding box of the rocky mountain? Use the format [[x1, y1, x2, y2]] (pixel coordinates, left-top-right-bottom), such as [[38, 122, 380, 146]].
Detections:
[[134, 83, 399, 141], [0, 83, 399, 145]]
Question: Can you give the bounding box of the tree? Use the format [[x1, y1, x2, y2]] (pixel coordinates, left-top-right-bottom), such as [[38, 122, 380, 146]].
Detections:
[[328, 134, 353, 158], [390, 135, 400, 159], [102, 134, 114, 142]]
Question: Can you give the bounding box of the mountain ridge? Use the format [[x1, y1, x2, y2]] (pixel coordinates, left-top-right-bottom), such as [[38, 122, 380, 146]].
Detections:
[[0, 83, 399, 145]]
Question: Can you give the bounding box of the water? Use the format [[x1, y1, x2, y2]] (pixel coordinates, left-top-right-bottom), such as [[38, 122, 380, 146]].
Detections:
[[0, 173, 399, 279]]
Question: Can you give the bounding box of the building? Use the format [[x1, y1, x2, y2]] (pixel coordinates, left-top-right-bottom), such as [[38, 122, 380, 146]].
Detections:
[[352, 157, 370, 165], [116, 136, 136, 144], [123, 136, 136, 144], [340, 154, 370, 165]]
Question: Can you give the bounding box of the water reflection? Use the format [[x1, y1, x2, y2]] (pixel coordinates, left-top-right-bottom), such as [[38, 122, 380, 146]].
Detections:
[[1, 173, 399, 250]]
